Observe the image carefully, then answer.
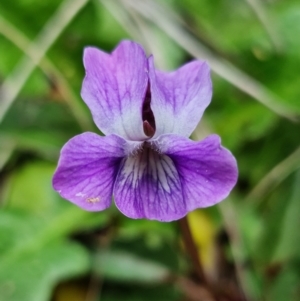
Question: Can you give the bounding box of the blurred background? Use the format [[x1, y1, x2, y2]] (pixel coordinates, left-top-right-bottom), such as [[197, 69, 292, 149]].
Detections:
[[0, 0, 300, 300]]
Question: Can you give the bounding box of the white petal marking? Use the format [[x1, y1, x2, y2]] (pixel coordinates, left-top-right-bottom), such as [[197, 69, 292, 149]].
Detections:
[[119, 143, 177, 194], [75, 192, 86, 197]]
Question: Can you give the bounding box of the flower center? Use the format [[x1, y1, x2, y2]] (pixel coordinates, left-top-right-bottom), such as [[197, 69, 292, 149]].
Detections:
[[142, 83, 156, 138], [122, 141, 178, 200]]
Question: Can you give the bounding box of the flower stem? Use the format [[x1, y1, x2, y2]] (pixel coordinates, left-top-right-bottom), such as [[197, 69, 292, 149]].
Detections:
[[179, 215, 219, 300], [179, 216, 208, 284]]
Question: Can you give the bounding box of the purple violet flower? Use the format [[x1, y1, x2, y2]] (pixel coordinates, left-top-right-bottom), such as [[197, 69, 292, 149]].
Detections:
[[53, 41, 238, 222]]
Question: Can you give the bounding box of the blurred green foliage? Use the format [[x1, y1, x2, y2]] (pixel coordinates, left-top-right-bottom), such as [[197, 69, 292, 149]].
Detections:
[[0, 0, 300, 300]]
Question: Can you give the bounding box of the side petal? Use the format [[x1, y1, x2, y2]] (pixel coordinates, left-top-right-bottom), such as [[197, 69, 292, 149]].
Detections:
[[148, 57, 212, 137], [53, 133, 126, 211], [81, 41, 148, 141], [157, 134, 238, 209], [114, 144, 185, 221]]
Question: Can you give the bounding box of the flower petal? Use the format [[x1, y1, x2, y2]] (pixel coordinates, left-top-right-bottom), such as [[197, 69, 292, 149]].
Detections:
[[114, 144, 185, 221], [53, 133, 125, 211], [81, 41, 148, 141], [157, 134, 238, 209], [148, 57, 212, 137]]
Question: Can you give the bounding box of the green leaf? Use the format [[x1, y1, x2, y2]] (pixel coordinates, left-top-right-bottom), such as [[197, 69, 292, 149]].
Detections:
[[253, 179, 293, 265], [273, 171, 300, 261], [266, 259, 300, 301], [0, 204, 96, 301], [0, 241, 90, 301], [94, 250, 171, 284]]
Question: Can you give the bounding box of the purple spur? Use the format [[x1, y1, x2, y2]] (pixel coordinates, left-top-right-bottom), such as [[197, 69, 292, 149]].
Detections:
[[53, 41, 238, 222]]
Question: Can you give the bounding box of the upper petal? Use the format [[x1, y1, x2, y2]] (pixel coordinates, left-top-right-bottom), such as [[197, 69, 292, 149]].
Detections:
[[53, 132, 126, 211], [81, 41, 148, 141], [113, 143, 185, 221], [148, 57, 212, 137], [157, 134, 238, 209]]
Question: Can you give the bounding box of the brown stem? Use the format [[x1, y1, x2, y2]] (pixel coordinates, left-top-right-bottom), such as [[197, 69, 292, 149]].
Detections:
[[179, 215, 218, 300]]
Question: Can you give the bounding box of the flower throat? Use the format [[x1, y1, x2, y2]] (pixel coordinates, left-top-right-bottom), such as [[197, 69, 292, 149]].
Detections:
[[142, 83, 156, 138]]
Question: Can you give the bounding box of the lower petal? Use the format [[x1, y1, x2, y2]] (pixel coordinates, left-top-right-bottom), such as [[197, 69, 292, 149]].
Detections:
[[53, 133, 125, 211], [157, 134, 238, 210], [114, 143, 185, 221]]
